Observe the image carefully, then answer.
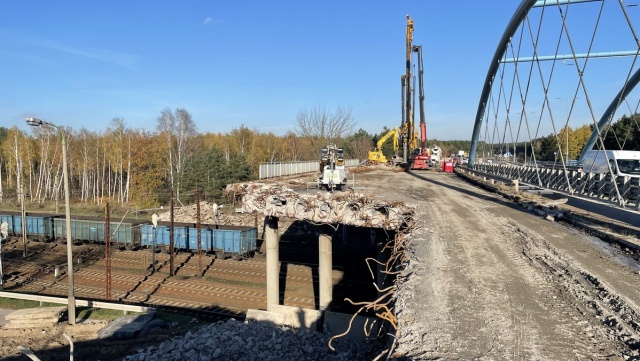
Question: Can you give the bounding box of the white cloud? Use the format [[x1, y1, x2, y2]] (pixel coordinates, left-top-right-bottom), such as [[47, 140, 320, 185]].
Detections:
[[203, 17, 223, 26]]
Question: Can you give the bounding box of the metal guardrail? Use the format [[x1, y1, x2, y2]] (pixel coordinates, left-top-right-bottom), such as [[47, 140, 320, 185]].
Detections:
[[0, 291, 155, 313], [470, 163, 640, 209], [259, 159, 360, 180]]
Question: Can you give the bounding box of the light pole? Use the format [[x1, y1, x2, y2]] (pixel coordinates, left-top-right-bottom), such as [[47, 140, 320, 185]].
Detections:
[[26, 117, 75, 325]]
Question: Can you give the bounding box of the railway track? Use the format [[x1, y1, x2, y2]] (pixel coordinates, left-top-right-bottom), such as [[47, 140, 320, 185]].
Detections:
[[1, 229, 378, 316]]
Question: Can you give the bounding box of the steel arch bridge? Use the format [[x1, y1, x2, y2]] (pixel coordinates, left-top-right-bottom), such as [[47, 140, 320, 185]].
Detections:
[[468, 0, 640, 206]]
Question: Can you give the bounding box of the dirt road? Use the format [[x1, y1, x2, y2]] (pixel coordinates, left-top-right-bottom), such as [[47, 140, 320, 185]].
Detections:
[[355, 168, 640, 360]]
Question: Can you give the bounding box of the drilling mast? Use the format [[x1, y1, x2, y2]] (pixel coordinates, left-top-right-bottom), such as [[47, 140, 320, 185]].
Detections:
[[401, 15, 414, 164]]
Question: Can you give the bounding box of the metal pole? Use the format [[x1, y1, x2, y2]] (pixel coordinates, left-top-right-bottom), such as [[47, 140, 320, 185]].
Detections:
[[151, 212, 158, 273], [21, 184, 26, 257], [105, 202, 111, 301], [62, 133, 76, 325], [152, 228, 156, 272], [196, 189, 202, 277], [169, 189, 174, 277], [0, 232, 4, 289], [25, 118, 74, 324], [54, 175, 59, 214]]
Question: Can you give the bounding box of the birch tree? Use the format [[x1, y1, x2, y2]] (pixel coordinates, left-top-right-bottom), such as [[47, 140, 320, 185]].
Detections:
[[106, 118, 131, 203], [156, 108, 197, 203]]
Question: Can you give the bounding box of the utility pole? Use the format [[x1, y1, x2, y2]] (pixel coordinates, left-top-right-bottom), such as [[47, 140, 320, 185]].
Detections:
[[105, 202, 111, 301], [196, 189, 202, 277], [169, 189, 174, 277], [54, 175, 59, 214], [21, 183, 26, 257], [0, 221, 7, 289]]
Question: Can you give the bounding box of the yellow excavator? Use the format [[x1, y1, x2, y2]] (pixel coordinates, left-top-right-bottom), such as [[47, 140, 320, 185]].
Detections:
[[368, 127, 401, 164]]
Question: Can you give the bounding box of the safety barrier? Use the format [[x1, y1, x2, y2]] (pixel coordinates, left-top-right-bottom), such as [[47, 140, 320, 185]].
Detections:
[[469, 163, 640, 209], [259, 159, 360, 180]]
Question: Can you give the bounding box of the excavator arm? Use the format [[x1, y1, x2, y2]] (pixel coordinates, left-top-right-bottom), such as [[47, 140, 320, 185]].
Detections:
[[376, 127, 399, 151], [368, 127, 399, 163]]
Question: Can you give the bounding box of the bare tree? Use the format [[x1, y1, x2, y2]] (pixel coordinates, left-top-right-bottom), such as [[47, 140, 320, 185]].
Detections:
[[156, 108, 197, 203], [350, 137, 373, 161], [294, 106, 356, 150]]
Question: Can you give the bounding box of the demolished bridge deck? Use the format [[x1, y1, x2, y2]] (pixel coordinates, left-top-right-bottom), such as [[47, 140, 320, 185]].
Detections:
[[227, 183, 415, 231]]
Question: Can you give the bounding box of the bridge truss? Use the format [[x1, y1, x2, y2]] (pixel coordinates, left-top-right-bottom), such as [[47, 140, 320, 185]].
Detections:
[[469, 0, 640, 206]]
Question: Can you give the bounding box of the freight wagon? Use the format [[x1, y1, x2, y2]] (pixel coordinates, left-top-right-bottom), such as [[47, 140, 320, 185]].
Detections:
[[0, 210, 259, 260], [140, 223, 258, 259], [0, 212, 58, 241], [52, 216, 145, 249]]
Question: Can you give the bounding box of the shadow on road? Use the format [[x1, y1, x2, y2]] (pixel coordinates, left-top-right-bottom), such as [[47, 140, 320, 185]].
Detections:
[[405, 170, 531, 214]]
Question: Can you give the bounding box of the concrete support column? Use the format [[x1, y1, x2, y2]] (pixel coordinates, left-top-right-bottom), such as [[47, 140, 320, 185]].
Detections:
[[319, 229, 333, 311], [265, 216, 279, 311]]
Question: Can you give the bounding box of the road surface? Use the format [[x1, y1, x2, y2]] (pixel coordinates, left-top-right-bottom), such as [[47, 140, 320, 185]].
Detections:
[[355, 168, 640, 360]]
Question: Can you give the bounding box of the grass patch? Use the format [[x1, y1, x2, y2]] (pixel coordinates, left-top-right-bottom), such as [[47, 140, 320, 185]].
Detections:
[[0, 297, 59, 309], [155, 309, 197, 325], [0, 297, 214, 329], [76, 307, 143, 321]]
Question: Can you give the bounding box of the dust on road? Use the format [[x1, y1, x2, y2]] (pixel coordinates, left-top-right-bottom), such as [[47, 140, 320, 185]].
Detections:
[[356, 168, 640, 360]]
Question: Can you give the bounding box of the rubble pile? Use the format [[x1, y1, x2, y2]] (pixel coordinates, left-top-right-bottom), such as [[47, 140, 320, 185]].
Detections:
[[229, 184, 415, 230], [157, 201, 257, 227], [122, 319, 367, 361]]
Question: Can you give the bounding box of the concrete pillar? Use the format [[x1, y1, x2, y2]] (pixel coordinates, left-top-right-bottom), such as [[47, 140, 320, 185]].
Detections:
[[265, 216, 279, 311], [319, 229, 333, 311]]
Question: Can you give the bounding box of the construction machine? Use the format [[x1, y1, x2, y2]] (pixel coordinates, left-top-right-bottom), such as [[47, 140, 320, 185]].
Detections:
[[429, 145, 443, 167], [410, 44, 429, 170], [318, 144, 348, 191], [400, 15, 415, 165], [368, 127, 401, 164]]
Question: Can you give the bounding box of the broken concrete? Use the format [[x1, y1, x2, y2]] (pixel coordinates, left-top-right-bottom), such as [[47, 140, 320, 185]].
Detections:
[[228, 184, 415, 230], [3, 306, 67, 329]]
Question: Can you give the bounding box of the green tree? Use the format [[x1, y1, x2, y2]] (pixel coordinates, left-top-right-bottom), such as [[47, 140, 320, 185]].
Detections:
[[601, 113, 640, 150], [345, 128, 373, 161]]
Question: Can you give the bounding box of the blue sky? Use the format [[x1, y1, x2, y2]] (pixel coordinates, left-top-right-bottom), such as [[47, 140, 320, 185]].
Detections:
[[0, 1, 522, 140]]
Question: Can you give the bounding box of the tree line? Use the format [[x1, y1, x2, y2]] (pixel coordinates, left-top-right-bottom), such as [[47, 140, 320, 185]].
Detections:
[[1, 107, 637, 209], [0, 106, 361, 208]]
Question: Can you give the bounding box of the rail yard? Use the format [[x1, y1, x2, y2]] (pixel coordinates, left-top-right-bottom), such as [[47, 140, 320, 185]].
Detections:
[[0, 219, 377, 317]]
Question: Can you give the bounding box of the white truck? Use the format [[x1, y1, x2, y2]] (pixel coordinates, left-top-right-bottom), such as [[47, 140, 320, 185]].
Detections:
[[580, 150, 640, 178], [429, 145, 443, 167]]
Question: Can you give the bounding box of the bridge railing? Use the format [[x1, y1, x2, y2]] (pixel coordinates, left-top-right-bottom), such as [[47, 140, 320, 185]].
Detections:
[[259, 159, 360, 180], [470, 163, 640, 210]]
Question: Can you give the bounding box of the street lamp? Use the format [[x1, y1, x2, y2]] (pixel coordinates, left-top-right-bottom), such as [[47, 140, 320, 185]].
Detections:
[[26, 117, 76, 325]]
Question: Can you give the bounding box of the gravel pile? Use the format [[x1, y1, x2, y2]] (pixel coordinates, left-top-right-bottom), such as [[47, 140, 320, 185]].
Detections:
[[121, 319, 368, 361]]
